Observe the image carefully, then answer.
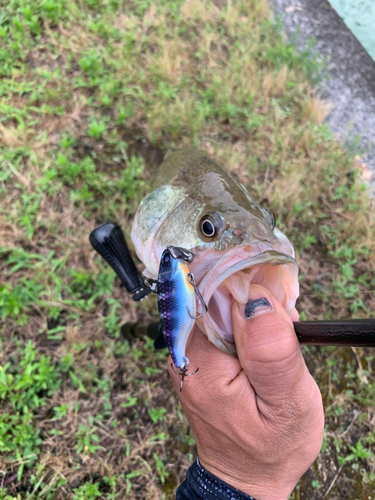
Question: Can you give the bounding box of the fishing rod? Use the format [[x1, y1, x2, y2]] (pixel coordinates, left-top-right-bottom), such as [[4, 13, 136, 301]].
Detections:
[[89, 223, 375, 348]]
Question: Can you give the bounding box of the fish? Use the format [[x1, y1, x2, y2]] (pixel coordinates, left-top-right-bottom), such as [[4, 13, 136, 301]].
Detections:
[[131, 147, 299, 357]]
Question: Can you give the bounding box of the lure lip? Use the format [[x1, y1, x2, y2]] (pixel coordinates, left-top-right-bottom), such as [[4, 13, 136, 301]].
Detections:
[[167, 246, 195, 263]]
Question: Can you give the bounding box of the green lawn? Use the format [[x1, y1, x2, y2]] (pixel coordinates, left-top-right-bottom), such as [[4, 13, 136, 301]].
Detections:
[[0, 0, 375, 498]]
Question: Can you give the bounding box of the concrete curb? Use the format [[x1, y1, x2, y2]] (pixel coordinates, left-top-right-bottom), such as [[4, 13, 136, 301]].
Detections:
[[269, 0, 375, 190]]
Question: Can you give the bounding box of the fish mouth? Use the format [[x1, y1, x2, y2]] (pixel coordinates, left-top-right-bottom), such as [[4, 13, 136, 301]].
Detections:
[[193, 250, 299, 356]]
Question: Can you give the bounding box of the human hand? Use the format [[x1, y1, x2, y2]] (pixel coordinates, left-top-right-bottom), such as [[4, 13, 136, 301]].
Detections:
[[168, 284, 324, 500]]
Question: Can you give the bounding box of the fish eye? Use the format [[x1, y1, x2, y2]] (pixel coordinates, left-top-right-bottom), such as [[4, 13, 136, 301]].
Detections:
[[198, 212, 225, 240], [163, 253, 170, 264]]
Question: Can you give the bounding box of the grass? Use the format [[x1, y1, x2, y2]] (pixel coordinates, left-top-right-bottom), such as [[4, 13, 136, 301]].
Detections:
[[0, 0, 375, 498]]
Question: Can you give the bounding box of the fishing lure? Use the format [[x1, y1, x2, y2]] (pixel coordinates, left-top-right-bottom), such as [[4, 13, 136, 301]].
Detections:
[[157, 246, 206, 390]]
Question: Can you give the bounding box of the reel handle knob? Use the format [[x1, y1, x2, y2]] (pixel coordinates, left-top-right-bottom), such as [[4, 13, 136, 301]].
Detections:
[[89, 223, 151, 300]]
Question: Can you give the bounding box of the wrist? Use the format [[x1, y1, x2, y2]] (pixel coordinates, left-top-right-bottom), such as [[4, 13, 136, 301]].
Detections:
[[199, 456, 294, 500]]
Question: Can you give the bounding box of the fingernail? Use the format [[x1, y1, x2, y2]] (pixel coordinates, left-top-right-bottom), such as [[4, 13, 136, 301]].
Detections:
[[244, 297, 273, 319]]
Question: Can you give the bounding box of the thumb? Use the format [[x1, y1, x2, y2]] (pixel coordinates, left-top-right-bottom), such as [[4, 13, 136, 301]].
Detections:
[[231, 284, 306, 408]]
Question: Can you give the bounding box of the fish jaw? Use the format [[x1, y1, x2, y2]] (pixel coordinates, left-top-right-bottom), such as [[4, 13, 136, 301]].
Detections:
[[188, 246, 299, 356]]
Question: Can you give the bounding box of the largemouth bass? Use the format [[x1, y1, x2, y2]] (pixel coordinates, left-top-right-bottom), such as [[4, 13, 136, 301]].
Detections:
[[131, 147, 299, 357]]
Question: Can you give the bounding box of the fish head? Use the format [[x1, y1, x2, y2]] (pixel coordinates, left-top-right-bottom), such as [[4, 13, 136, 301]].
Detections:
[[131, 148, 299, 356]]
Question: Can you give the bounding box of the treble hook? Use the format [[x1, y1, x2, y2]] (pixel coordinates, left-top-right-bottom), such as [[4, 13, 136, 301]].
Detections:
[[171, 359, 199, 392], [186, 272, 207, 320], [144, 280, 158, 293]]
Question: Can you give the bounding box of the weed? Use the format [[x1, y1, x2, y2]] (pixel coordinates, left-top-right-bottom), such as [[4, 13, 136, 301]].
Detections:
[[121, 395, 138, 408], [148, 407, 167, 424], [87, 118, 108, 139], [76, 421, 101, 455], [53, 404, 69, 419], [153, 452, 168, 484], [343, 440, 373, 463], [0, 0, 375, 498], [73, 482, 101, 500]]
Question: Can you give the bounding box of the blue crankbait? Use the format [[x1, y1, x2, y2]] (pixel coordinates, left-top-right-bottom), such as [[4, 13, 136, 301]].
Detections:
[[157, 246, 206, 390]]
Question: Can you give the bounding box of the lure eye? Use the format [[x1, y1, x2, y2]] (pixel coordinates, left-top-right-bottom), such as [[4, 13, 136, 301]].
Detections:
[[201, 218, 215, 237], [198, 212, 225, 240], [163, 253, 170, 264]]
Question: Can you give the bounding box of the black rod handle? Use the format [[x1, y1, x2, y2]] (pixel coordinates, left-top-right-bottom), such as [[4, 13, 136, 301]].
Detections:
[[89, 223, 150, 299], [294, 319, 375, 347], [121, 319, 375, 348]]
